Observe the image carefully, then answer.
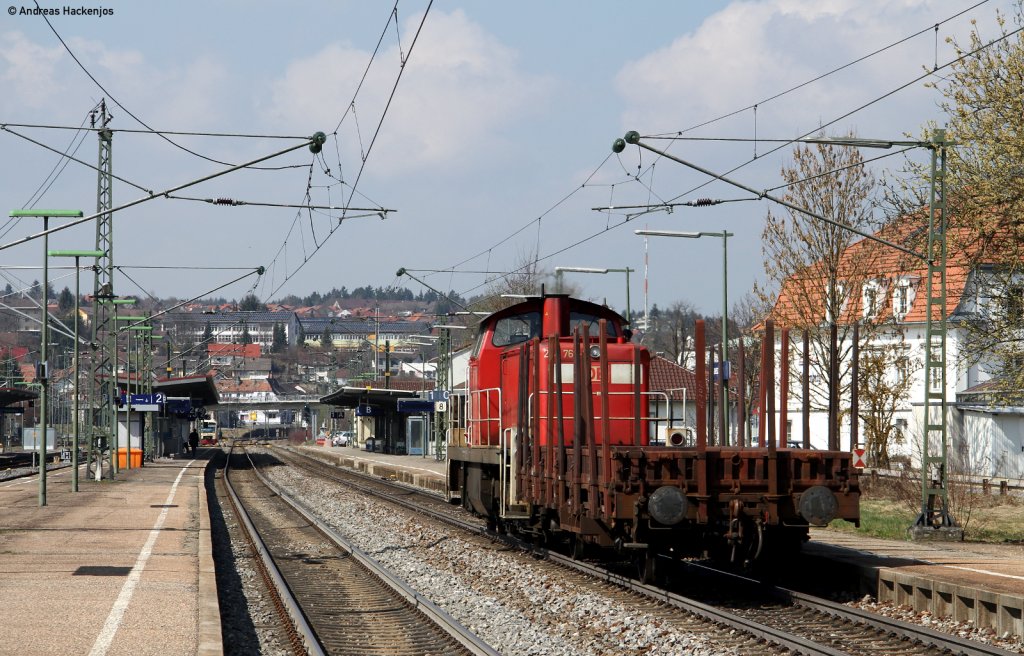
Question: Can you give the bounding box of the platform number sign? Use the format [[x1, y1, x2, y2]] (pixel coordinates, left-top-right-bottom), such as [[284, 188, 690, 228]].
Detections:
[[852, 447, 866, 469]]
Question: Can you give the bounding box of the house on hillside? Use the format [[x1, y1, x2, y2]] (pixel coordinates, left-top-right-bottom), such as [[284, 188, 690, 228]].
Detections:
[[208, 343, 261, 367], [767, 217, 1024, 478], [298, 317, 434, 355], [162, 311, 299, 349]]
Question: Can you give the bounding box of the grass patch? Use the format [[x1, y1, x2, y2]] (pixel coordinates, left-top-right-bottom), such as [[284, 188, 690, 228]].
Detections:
[[827, 498, 917, 540], [823, 490, 1024, 543]]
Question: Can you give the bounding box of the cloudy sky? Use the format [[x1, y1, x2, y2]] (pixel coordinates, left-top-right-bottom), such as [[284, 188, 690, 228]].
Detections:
[[0, 0, 1012, 317]]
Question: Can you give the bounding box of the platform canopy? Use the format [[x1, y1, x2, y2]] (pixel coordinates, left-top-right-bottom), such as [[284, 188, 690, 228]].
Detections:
[[0, 386, 37, 406], [153, 374, 219, 407], [320, 386, 417, 410]]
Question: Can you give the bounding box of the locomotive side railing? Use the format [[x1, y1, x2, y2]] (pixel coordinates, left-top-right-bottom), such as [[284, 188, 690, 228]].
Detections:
[[466, 387, 502, 446]]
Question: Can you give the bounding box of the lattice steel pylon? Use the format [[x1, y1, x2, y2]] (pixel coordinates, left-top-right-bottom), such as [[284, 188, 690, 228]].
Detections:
[[433, 328, 451, 461], [87, 99, 116, 480], [911, 129, 962, 539]]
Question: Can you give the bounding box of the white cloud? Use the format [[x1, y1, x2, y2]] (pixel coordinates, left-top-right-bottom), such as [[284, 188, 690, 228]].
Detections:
[[615, 0, 955, 139], [264, 9, 554, 175], [0, 31, 65, 108]]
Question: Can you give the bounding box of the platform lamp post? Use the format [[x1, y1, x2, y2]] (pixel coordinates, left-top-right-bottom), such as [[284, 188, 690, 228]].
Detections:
[[9, 209, 83, 506], [48, 249, 104, 492], [636, 229, 733, 445], [554, 266, 635, 326]]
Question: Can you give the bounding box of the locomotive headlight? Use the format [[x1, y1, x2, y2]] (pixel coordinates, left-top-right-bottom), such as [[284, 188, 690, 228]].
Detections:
[[589, 344, 601, 359], [647, 486, 688, 526], [798, 485, 839, 526]]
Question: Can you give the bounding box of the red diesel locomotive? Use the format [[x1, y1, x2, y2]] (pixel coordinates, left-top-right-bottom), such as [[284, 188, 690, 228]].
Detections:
[[446, 293, 860, 571]]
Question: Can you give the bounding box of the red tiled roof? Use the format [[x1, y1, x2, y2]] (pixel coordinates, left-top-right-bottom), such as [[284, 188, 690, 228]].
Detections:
[[382, 378, 436, 392], [769, 214, 980, 327], [649, 356, 698, 400], [216, 378, 273, 394], [649, 355, 736, 401], [208, 343, 261, 358]]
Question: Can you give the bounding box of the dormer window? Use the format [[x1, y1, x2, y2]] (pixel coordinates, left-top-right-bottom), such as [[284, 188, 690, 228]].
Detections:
[[892, 278, 915, 319], [862, 280, 885, 319]]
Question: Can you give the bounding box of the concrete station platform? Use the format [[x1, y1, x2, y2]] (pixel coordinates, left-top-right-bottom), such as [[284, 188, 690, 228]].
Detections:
[[298, 443, 447, 493], [0, 454, 221, 656], [807, 528, 1024, 638]]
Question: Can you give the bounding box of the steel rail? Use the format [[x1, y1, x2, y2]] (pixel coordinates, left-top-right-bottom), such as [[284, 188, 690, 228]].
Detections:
[[252, 448, 500, 656], [223, 448, 325, 656], [685, 561, 1021, 656]]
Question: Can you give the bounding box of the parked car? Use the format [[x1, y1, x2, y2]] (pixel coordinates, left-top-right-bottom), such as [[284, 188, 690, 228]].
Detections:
[[331, 432, 350, 447]]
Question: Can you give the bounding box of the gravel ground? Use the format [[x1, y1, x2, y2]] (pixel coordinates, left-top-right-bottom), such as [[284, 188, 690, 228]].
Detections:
[[265, 462, 731, 656], [847, 595, 1024, 653], [0, 461, 67, 482]]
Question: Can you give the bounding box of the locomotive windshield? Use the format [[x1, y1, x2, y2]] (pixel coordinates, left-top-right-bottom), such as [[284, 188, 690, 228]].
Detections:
[[491, 311, 541, 347], [569, 311, 619, 337]]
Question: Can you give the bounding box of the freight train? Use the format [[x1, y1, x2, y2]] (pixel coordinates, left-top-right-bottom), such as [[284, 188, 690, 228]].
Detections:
[[446, 293, 860, 575]]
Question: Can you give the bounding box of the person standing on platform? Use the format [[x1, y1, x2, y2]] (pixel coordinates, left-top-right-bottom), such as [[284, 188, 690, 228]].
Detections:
[[188, 428, 199, 456]]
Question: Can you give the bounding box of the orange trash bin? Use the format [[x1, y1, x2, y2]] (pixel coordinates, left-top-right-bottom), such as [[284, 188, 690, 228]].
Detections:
[[117, 448, 142, 468]]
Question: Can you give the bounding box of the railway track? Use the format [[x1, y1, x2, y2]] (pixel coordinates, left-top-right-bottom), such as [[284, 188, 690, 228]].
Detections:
[[222, 446, 498, 656], [277, 445, 1021, 656]]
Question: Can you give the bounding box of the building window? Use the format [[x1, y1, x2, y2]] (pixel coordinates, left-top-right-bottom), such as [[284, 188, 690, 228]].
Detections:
[[863, 280, 884, 319], [893, 283, 910, 318], [1000, 284, 1024, 323]]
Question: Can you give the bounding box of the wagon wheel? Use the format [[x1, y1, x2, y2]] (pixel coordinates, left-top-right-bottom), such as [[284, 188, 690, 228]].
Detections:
[[569, 534, 586, 559], [637, 550, 659, 585]]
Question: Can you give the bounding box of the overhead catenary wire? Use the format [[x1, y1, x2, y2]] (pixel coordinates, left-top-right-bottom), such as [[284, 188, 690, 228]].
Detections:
[[0, 122, 312, 140], [645, 0, 990, 140], [165, 194, 394, 214], [32, 0, 307, 172], [0, 124, 153, 194], [0, 137, 320, 254], [425, 2, 993, 301], [264, 1, 435, 300], [459, 12, 1023, 303]]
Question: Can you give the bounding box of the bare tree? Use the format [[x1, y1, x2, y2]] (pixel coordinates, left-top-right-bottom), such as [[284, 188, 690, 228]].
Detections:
[[471, 248, 548, 315], [858, 337, 917, 467], [644, 300, 698, 365], [761, 135, 911, 456]]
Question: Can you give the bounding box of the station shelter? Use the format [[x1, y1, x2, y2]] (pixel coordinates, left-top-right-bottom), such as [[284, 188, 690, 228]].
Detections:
[[320, 386, 423, 455], [152, 374, 219, 458], [0, 386, 37, 452]]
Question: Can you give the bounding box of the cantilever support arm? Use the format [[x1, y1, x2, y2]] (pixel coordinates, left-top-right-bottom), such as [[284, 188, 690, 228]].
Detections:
[[613, 131, 928, 263]]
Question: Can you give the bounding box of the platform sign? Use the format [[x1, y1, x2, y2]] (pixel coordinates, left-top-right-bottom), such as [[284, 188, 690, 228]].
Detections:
[[397, 399, 435, 413], [852, 447, 866, 469], [60, 449, 71, 462], [427, 389, 451, 402]]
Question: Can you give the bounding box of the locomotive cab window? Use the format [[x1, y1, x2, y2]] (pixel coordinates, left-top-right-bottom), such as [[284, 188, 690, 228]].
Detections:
[[569, 311, 619, 338], [491, 311, 541, 347]]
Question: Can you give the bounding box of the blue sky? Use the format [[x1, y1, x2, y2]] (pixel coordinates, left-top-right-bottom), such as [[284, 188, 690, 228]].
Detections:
[[0, 0, 1011, 317]]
